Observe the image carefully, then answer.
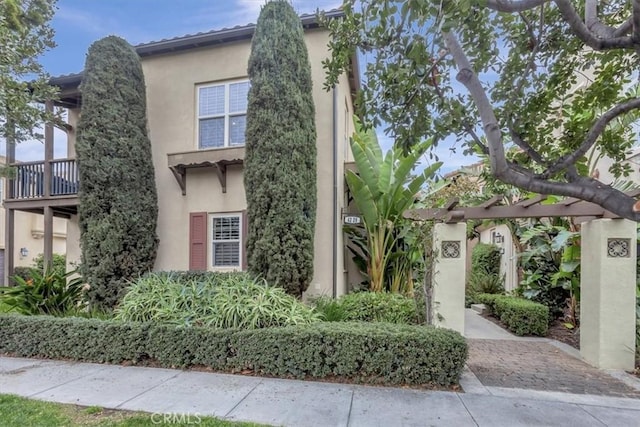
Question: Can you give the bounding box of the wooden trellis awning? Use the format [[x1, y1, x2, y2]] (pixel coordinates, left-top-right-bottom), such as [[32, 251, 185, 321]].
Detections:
[[404, 191, 640, 223]]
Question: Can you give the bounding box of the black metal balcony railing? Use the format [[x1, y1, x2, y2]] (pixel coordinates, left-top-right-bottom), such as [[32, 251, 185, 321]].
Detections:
[[10, 159, 79, 200]]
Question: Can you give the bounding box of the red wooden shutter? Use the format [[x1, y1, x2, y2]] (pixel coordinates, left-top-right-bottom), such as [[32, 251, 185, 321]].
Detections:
[[242, 210, 248, 271], [189, 212, 207, 271]]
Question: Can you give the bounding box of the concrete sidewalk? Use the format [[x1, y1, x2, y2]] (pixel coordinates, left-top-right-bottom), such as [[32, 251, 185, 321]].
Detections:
[[2, 356, 640, 426]]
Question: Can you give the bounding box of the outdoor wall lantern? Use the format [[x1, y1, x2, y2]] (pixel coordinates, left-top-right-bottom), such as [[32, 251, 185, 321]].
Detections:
[[19, 247, 28, 258], [492, 231, 504, 244]]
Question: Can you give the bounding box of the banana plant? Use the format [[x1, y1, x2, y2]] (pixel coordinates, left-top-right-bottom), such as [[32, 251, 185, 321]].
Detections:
[[345, 119, 441, 293]]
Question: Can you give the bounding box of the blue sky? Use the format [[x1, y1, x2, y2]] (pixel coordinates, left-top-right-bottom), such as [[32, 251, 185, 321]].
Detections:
[[15, 0, 474, 173]]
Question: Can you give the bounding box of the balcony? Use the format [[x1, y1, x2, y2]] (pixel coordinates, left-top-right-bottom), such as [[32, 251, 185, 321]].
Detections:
[[4, 158, 79, 217]]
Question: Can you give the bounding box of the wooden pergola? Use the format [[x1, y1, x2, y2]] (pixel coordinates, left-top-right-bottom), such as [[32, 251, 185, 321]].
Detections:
[[404, 191, 640, 223]]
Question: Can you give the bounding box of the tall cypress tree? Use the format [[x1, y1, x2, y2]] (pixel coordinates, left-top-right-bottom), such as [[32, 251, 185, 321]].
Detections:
[[76, 36, 159, 309], [245, 0, 317, 297]]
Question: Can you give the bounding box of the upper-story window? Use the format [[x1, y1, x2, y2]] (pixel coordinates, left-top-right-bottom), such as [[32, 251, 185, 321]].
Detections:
[[197, 80, 249, 149]]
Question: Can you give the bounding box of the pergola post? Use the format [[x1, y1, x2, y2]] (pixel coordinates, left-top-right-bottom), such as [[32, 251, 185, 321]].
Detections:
[[43, 100, 54, 270], [580, 218, 636, 370], [431, 222, 467, 334]]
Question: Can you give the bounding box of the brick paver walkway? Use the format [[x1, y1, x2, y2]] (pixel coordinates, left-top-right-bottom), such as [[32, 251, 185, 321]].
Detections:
[[467, 339, 640, 398]]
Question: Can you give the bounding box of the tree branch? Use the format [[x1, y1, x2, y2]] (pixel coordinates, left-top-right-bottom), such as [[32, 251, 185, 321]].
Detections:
[[633, 0, 640, 43], [543, 98, 640, 178], [554, 0, 635, 50], [485, 0, 549, 12], [486, 0, 635, 50], [508, 120, 546, 164], [442, 30, 640, 220], [584, 0, 617, 38], [443, 31, 508, 175], [613, 18, 633, 37]]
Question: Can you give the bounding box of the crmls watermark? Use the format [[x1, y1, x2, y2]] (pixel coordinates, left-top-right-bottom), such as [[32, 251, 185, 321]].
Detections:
[[150, 412, 202, 424]]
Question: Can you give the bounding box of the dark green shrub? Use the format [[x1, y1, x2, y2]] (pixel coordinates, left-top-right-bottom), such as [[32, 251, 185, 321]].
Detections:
[[467, 270, 504, 295], [476, 293, 548, 336], [495, 297, 548, 336], [115, 273, 319, 328], [77, 36, 159, 309], [0, 315, 468, 386], [12, 267, 33, 282], [245, 0, 317, 297], [339, 292, 418, 324], [12, 253, 67, 284], [0, 269, 85, 316], [471, 243, 501, 276], [314, 292, 418, 324], [312, 296, 348, 321], [475, 293, 502, 312], [33, 253, 67, 277]]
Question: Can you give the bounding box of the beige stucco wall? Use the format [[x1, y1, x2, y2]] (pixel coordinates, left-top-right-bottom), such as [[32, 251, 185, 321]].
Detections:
[[11, 213, 67, 268], [0, 207, 67, 269], [133, 28, 354, 296], [65, 215, 81, 273]]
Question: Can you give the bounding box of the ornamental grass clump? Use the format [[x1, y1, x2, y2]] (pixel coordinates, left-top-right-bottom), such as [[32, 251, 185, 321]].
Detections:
[[114, 272, 319, 329]]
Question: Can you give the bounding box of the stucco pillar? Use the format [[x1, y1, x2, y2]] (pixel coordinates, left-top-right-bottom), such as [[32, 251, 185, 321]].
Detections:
[[580, 218, 636, 370], [431, 222, 467, 334]]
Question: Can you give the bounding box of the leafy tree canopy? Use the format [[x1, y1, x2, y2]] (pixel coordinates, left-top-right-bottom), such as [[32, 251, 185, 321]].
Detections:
[[324, 0, 640, 220], [0, 0, 57, 143]]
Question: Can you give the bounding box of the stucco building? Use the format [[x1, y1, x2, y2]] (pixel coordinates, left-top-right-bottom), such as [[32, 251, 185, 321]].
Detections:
[[4, 10, 359, 296]]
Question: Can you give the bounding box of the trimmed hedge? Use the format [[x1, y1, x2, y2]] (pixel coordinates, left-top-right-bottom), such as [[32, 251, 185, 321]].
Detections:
[[476, 293, 548, 336], [315, 292, 418, 324], [0, 315, 467, 386]]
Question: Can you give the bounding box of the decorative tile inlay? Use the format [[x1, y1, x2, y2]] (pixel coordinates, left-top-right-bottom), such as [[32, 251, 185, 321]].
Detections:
[[441, 241, 461, 258], [607, 238, 630, 258]]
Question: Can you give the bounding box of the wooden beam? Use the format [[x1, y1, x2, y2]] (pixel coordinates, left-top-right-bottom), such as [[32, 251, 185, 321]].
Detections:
[[561, 197, 582, 206], [5, 209, 13, 286], [443, 198, 460, 210], [44, 100, 54, 198], [516, 194, 547, 207], [215, 162, 227, 193], [169, 166, 186, 196], [445, 210, 465, 223], [480, 195, 503, 208], [405, 200, 617, 221], [4, 194, 78, 209], [43, 206, 53, 270]]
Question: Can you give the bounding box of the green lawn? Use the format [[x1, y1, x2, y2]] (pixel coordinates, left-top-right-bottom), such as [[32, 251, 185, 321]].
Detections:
[[0, 394, 266, 427]]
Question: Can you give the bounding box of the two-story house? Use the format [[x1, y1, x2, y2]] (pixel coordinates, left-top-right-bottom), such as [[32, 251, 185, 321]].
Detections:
[[3, 10, 360, 297]]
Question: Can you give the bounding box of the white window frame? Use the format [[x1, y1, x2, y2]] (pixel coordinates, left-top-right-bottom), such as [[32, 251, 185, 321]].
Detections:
[[208, 212, 243, 270], [196, 79, 249, 150]]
